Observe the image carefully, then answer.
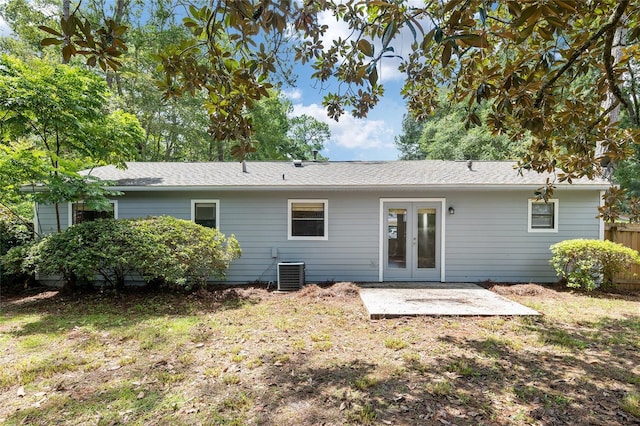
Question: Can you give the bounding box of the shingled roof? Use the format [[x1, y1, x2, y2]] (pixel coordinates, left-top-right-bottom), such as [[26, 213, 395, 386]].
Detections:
[[82, 160, 610, 190]]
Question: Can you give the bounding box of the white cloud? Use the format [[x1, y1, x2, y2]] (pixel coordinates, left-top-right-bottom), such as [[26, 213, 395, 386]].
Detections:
[[293, 103, 395, 150], [282, 88, 303, 101]]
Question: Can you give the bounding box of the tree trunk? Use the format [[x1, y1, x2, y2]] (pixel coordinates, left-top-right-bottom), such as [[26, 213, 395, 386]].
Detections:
[[217, 139, 224, 161], [54, 202, 61, 233], [61, 0, 70, 64], [106, 0, 127, 91], [597, 22, 626, 179]]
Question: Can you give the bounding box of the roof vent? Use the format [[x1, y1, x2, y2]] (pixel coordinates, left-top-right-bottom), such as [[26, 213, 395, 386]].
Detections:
[[312, 150, 318, 162], [467, 160, 473, 171], [293, 159, 303, 168]]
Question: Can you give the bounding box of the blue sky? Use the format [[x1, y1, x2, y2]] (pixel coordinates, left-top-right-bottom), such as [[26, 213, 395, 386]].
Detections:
[[283, 7, 417, 161], [0, 4, 414, 161]]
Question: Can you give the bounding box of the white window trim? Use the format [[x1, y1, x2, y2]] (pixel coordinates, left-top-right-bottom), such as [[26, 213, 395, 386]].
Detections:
[[288, 199, 328, 241], [191, 199, 220, 229], [68, 200, 118, 227], [528, 198, 559, 233]]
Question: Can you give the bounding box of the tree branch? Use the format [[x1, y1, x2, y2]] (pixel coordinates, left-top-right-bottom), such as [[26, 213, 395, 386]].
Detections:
[[587, 100, 620, 134], [534, 0, 630, 109]]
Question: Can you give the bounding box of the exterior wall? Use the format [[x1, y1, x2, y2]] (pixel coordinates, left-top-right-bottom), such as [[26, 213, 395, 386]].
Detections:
[[443, 189, 601, 283], [34, 188, 602, 284]]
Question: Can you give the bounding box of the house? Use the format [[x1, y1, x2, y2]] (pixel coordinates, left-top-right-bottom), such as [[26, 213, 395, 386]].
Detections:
[[33, 160, 610, 284]]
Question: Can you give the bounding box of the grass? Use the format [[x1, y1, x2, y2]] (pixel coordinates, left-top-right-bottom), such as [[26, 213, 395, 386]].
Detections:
[[0, 283, 638, 425]]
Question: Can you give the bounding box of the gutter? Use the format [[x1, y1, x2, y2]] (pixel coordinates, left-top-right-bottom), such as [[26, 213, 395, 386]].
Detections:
[[105, 184, 612, 192]]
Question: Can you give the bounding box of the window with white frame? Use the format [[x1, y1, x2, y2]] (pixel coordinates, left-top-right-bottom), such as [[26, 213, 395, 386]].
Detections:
[[191, 200, 219, 228], [288, 199, 328, 240], [528, 199, 558, 232], [69, 201, 117, 226]]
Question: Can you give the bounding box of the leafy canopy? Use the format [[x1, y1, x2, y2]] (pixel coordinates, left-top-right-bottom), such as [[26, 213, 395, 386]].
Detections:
[[41, 1, 640, 217], [48, 1, 639, 152], [0, 55, 144, 230]]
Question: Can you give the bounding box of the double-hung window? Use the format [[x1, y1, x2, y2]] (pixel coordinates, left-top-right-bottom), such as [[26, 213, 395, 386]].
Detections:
[[288, 199, 328, 240], [528, 199, 558, 233], [191, 200, 219, 229], [69, 201, 117, 226]]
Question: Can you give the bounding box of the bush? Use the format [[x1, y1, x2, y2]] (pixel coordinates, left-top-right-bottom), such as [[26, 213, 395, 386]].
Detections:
[[3, 216, 241, 291], [550, 239, 640, 290], [132, 216, 241, 289], [26, 219, 144, 290], [0, 213, 34, 289]]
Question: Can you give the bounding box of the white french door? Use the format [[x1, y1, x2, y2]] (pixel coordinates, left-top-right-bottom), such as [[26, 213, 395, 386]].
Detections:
[[381, 200, 443, 281]]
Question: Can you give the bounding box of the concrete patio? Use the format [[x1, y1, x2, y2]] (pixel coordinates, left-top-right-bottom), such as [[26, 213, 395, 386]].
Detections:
[[358, 282, 540, 319]]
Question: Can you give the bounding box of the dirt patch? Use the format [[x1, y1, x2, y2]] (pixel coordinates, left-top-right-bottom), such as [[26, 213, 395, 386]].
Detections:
[[489, 283, 551, 297], [487, 282, 640, 302], [296, 282, 360, 300]]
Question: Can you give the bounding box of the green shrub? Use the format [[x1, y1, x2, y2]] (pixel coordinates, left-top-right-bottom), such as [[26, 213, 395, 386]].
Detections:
[[131, 216, 241, 289], [550, 239, 640, 290], [4, 216, 241, 291], [0, 212, 34, 289]]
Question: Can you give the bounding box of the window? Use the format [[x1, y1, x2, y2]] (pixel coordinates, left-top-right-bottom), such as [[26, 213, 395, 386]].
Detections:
[[191, 200, 219, 228], [528, 199, 558, 233], [288, 199, 328, 240], [69, 201, 117, 226]]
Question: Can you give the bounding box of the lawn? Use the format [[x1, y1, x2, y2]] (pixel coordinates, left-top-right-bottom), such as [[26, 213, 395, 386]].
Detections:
[[0, 282, 638, 425]]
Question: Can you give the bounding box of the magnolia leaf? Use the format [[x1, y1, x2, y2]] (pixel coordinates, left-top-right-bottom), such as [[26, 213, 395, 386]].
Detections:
[[382, 21, 396, 49], [478, 7, 487, 25], [357, 39, 374, 57], [38, 25, 62, 37], [368, 65, 378, 87], [443, 0, 463, 14], [458, 33, 487, 48], [513, 5, 541, 27], [62, 44, 75, 62], [60, 16, 76, 36], [441, 42, 452, 67], [405, 19, 417, 42], [41, 38, 63, 47], [434, 27, 443, 43]]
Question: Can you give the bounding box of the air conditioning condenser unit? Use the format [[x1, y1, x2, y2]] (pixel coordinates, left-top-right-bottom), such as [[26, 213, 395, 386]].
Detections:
[[277, 262, 305, 291]]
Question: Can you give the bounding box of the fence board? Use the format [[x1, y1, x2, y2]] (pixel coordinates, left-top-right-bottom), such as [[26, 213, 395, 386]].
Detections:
[[605, 223, 640, 289]]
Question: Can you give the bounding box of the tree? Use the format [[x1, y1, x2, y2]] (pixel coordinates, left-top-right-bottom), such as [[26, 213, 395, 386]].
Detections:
[[421, 99, 527, 161], [396, 92, 528, 161], [0, 55, 144, 231], [246, 92, 330, 161], [0, 0, 59, 56], [395, 114, 425, 160], [288, 114, 330, 160]]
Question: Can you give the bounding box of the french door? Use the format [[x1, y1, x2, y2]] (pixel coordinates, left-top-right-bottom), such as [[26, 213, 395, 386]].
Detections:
[[382, 201, 442, 281]]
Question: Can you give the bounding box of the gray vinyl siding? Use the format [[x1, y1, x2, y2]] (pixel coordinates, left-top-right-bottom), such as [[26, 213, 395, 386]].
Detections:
[[443, 190, 601, 282], [34, 188, 602, 284]]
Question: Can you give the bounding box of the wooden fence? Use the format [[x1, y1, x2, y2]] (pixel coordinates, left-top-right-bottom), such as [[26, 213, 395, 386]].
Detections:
[[604, 223, 640, 290]]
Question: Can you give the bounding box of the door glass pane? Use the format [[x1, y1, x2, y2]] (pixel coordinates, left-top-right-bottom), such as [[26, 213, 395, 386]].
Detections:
[[417, 208, 436, 268], [387, 209, 406, 268]]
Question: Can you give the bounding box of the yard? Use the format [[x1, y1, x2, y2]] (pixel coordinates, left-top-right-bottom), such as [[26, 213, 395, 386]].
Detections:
[[0, 282, 638, 425]]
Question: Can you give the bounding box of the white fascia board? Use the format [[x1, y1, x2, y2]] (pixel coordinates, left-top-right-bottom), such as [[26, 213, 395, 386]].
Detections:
[[108, 184, 612, 192]]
